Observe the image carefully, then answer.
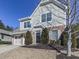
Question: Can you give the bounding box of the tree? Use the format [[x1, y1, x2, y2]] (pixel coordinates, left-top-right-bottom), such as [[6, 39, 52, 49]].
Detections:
[[5, 25, 13, 31], [0, 20, 13, 31], [24, 31, 32, 45], [41, 28, 49, 44], [0, 20, 5, 29]]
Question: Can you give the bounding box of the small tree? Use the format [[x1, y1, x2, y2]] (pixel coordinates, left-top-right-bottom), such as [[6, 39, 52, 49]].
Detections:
[[25, 31, 32, 45], [41, 28, 49, 44]]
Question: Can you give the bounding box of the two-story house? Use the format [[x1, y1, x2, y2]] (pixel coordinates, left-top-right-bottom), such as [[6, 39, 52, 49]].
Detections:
[[12, 0, 66, 46]]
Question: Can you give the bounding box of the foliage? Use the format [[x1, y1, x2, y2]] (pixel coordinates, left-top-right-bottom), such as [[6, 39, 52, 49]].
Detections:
[[72, 33, 77, 48], [5, 25, 13, 31], [60, 24, 78, 48], [24, 31, 32, 45], [71, 24, 79, 48], [0, 20, 13, 31], [56, 40, 61, 45], [60, 31, 67, 46], [49, 40, 56, 45], [41, 28, 49, 44], [0, 20, 5, 29]]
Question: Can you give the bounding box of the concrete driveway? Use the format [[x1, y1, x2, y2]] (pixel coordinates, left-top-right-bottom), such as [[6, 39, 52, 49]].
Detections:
[[0, 47, 56, 59], [0, 45, 19, 54]]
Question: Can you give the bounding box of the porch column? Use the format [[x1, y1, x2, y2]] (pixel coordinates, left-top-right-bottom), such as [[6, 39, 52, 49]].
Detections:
[[32, 31, 36, 45]]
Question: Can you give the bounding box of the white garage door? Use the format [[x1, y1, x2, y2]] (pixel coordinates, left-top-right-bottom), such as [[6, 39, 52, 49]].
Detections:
[[14, 39, 22, 45]]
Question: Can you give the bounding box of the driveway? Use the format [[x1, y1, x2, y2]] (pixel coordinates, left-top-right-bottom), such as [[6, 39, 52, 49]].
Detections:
[[0, 47, 56, 59], [0, 45, 19, 54]]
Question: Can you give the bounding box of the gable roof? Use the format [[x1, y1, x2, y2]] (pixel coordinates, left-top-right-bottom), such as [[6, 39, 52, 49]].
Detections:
[[19, 0, 66, 21], [30, 0, 66, 18]]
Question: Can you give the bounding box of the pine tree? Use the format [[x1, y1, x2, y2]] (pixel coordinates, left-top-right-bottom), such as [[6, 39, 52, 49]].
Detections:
[[0, 20, 5, 29], [25, 31, 32, 45], [5, 25, 13, 31], [41, 28, 49, 44]]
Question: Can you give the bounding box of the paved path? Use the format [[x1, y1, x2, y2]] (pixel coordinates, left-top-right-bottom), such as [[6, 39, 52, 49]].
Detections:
[[60, 50, 79, 57], [0, 45, 19, 54]]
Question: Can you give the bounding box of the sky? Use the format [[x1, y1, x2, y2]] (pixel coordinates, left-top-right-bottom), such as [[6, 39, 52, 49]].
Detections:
[[0, 0, 79, 29], [0, 0, 40, 28]]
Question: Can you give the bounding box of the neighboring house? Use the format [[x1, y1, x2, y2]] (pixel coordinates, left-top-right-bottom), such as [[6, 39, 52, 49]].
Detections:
[[0, 29, 12, 42], [12, 0, 66, 45]]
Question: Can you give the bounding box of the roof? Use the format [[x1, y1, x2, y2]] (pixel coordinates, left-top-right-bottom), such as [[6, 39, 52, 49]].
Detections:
[[18, 16, 31, 22], [0, 29, 12, 35], [12, 29, 31, 35]]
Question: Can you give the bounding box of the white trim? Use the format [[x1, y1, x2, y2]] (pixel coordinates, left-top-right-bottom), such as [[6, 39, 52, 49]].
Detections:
[[18, 17, 31, 22]]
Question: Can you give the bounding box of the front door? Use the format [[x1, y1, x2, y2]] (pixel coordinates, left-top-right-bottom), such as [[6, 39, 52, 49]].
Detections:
[[36, 31, 41, 43]]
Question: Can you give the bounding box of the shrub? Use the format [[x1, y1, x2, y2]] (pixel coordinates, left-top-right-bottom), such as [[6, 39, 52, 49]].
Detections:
[[41, 28, 49, 44], [25, 31, 32, 45], [56, 40, 61, 45], [72, 33, 77, 48], [49, 40, 56, 45], [60, 31, 67, 46]]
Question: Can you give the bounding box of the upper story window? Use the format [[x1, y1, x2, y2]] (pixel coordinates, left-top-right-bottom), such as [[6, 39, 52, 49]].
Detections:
[[47, 13, 51, 21], [42, 14, 46, 22], [24, 22, 31, 28], [42, 12, 52, 22]]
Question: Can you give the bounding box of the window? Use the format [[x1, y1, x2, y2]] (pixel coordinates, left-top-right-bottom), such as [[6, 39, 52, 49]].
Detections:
[[24, 22, 27, 28], [24, 22, 31, 28], [42, 12, 52, 22], [42, 14, 46, 22], [47, 13, 51, 21]]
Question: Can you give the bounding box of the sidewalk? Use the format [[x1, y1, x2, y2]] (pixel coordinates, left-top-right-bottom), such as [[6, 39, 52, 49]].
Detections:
[[61, 49, 79, 57], [0, 45, 19, 54]]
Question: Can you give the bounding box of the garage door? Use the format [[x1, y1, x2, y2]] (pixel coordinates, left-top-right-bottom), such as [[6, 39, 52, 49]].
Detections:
[[13, 39, 22, 45]]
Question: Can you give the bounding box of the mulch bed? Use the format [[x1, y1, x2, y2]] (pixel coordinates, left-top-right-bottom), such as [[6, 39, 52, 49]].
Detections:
[[21, 44, 53, 50]]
